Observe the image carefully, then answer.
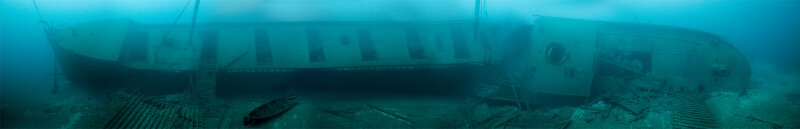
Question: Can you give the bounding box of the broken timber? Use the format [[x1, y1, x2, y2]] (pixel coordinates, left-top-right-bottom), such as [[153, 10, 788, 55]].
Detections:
[[366, 104, 415, 126]]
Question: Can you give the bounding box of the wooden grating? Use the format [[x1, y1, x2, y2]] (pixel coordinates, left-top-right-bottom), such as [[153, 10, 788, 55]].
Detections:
[[671, 94, 717, 129], [104, 92, 205, 129]]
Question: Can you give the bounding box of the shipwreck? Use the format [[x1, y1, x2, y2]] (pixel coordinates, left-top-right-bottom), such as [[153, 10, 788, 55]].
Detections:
[[43, 16, 750, 104]]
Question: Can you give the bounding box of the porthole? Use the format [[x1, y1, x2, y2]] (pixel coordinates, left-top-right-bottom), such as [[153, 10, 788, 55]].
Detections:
[[546, 42, 568, 64]]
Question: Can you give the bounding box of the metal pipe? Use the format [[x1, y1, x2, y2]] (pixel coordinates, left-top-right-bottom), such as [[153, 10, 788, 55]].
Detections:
[[32, 0, 49, 29], [186, 0, 201, 45]]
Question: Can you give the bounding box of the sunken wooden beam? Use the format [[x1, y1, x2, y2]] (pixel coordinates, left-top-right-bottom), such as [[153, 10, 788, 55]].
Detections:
[[366, 104, 415, 126]]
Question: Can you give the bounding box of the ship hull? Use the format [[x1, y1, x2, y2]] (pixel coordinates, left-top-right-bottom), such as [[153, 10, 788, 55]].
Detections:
[[45, 17, 751, 101], [52, 42, 191, 93], [53, 41, 487, 96], [216, 63, 485, 97]]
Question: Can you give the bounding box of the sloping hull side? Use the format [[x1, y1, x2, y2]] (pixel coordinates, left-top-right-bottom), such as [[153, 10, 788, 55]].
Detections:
[[52, 42, 191, 93], [216, 63, 487, 97], [48, 19, 505, 96], [47, 17, 751, 99], [52, 38, 494, 96]]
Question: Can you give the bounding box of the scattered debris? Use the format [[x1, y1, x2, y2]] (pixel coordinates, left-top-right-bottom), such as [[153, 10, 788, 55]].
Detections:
[[602, 96, 650, 122], [59, 112, 82, 129], [366, 104, 415, 126], [556, 119, 572, 129], [467, 103, 491, 123], [319, 106, 364, 119], [737, 114, 784, 129], [471, 105, 520, 128]]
